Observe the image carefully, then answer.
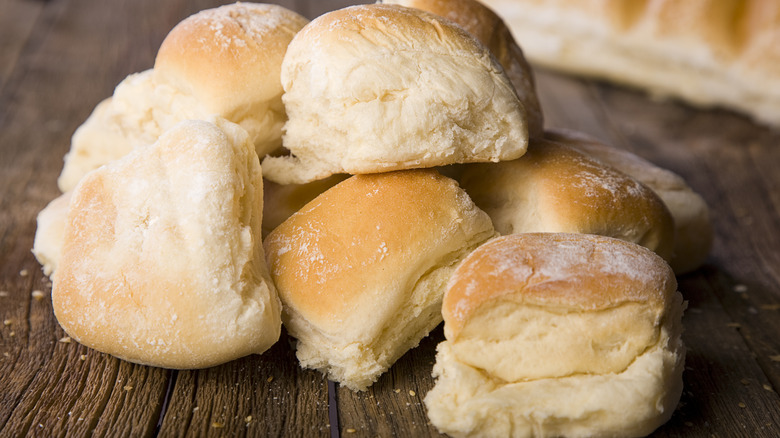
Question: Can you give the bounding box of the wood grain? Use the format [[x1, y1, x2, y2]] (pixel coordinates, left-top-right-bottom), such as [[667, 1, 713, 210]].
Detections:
[[1, 0, 779, 437]]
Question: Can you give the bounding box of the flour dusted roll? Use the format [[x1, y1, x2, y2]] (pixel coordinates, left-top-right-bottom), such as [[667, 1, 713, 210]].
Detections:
[[58, 3, 308, 192], [264, 170, 495, 390], [382, 0, 543, 137], [481, 0, 780, 126], [547, 129, 713, 274], [458, 137, 675, 261], [53, 119, 280, 369], [262, 4, 529, 185], [425, 233, 686, 437]]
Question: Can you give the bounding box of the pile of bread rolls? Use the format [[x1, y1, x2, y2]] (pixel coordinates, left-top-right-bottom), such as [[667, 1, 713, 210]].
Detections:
[[34, 1, 714, 436]]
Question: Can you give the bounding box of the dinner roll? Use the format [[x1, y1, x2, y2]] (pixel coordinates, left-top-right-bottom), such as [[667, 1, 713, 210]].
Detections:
[[547, 129, 713, 274], [382, 0, 543, 137], [264, 170, 495, 390], [154, 2, 308, 154], [58, 3, 308, 192], [262, 4, 528, 185], [53, 118, 280, 369], [33, 191, 72, 276], [425, 233, 686, 437], [458, 137, 675, 261]]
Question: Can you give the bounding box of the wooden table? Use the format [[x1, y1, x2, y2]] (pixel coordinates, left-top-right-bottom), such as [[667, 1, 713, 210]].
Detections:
[[1, 0, 779, 436]]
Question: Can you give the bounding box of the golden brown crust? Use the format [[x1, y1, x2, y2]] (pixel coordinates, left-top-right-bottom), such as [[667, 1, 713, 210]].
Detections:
[[458, 137, 675, 261], [264, 169, 494, 338], [154, 3, 308, 118], [443, 233, 677, 341]]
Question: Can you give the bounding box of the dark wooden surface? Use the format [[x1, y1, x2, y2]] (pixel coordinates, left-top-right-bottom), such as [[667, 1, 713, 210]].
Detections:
[[1, 0, 779, 436]]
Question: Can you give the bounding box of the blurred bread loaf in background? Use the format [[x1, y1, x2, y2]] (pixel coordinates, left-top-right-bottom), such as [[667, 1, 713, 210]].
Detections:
[[481, 0, 780, 126]]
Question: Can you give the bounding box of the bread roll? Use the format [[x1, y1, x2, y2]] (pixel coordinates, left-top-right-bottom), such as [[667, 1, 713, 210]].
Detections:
[[458, 137, 675, 261], [382, 0, 543, 137], [53, 118, 280, 369], [58, 3, 308, 192], [33, 191, 72, 276], [262, 4, 529, 185], [264, 170, 495, 390], [481, 0, 780, 126], [547, 129, 713, 274], [425, 233, 686, 437]]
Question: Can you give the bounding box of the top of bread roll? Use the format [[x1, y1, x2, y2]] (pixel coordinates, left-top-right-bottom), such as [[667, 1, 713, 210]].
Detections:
[[264, 169, 495, 390], [443, 233, 676, 344], [262, 4, 529, 184], [154, 2, 309, 152], [458, 137, 676, 262], [53, 118, 281, 369], [481, 0, 780, 126], [382, 0, 543, 137], [546, 129, 713, 274]]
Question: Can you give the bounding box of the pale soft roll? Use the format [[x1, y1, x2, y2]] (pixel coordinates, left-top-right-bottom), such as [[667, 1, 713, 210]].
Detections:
[[32, 191, 72, 276], [262, 4, 528, 184], [53, 118, 280, 369], [58, 3, 308, 192], [425, 233, 686, 437], [457, 137, 675, 262], [547, 129, 713, 274], [263, 170, 495, 390], [481, 0, 780, 126], [382, 0, 543, 137]]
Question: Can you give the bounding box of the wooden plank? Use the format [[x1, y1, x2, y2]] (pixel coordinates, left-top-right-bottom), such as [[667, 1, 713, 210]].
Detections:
[[159, 331, 330, 437], [335, 326, 445, 437], [0, 0, 43, 91]]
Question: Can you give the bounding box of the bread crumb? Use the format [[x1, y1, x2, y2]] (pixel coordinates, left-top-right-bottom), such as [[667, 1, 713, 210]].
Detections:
[[59, 337, 72, 343], [32, 290, 45, 301], [3, 319, 11, 326], [9, 331, 14, 337], [345, 428, 356, 433], [740, 378, 750, 385], [80, 354, 87, 361], [212, 422, 224, 428], [764, 384, 773, 391], [769, 355, 780, 362], [20, 269, 29, 277], [267, 376, 273, 383], [394, 389, 400, 393], [0, 291, 8, 297], [409, 390, 416, 396], [738, 402, 746, 408], [733, 284, 748, 293], [245, 415, 252, 423], [124, 385, 133, 391]]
